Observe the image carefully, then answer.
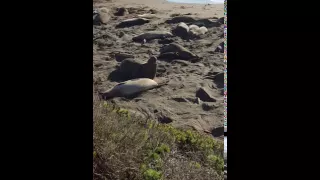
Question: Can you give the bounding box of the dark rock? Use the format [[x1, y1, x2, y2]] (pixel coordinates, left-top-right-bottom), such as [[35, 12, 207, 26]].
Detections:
[[171, 97, 189, 103], [117, 31, 125, 38], [170, 13, 181, 17], [158, 115, 173, 124], [114, 53, 134, 62], [94, 63, 103, 68], [213, 72, 224, 89], [220, 89, 224, 96], [218, 17, 224, 24], [201, 103, 215, 111], [114, 7, 129, 16], [211, 127, 224, 137], [93, 13, 101, 25], [149, 9, 158, 14], [95, 39, 107, 46], [196, 87, 216, 102], [206, 68, 222, 77]]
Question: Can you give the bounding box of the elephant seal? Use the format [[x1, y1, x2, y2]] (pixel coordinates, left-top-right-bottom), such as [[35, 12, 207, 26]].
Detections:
[[119, 56, 157, 80], [172, 22, 189, 39], [158, 52, 180, 61], [116, 18, 150, 28], [192, 18, 221, 28], [189, 25, 208, 37], [165, 16, 196, 24], [132, 31, 173, 42], [138, 14, 158, 19], [100, 78, 168, 99], [189, 24, 200, 31], [160, 43, 198, 61], [98, 7, 111, 24]]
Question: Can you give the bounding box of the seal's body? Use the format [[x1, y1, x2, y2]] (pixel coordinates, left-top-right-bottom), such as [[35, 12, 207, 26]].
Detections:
[[132, 31, 173, 42], [116, 18, 150, 28], [101, 78, 159, 99], [119, 56, 157, 80], [160, 43, 198, 60]]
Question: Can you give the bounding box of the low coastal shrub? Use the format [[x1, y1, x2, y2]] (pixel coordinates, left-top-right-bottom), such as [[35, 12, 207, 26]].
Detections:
[[93, 95, 224, 180]]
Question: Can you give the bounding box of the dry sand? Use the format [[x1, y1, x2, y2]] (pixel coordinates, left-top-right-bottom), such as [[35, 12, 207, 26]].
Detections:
[[93, 0, 224, 139], [94, 0, 224, 18]]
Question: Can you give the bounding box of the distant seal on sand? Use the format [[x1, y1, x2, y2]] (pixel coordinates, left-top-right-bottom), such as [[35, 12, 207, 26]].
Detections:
[[192, 18, 220, 28], [160, 43, 198, 61], [114, 52, 134, 62], [132, 31, 173, 42], [189, 25, 208, 37], [97, 7, 111, 24], [158, 52, 180, 61], [116, 18, 150, 28], [165, 16, 196, 24], [189, 24, 199, 31], [137, 14, 158, 19], [100, 78, 167, 99], [119, 56, 157, 80], [172, 22, 189, 39]]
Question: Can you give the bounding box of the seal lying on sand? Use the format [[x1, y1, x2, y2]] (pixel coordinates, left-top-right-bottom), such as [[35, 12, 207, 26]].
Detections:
[[100, 78, 168, 99], [158, 52, 180, 61], [116, 18, 150, 28], [97, 7, 111, 24], [172, 22, 190, 39], [192, 18, 221, 28], [160, 43, 199, 61], [189, 25, 208, 37], [137, 14, 158, 19], [119, 56, 157, 80], [132, 31, 173, 42], [165, 16, 196, 24]]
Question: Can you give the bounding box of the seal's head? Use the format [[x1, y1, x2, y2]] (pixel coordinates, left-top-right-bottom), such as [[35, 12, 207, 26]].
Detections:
[[147, 56, 157, 64]]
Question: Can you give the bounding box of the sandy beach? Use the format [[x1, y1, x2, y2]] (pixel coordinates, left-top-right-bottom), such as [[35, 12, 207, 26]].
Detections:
[[93, 0, 224, 139], [94, 0, 224, 18]]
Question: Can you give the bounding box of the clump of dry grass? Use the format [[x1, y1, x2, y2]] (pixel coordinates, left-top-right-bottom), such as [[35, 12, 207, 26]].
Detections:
[[93, 94, 224, 180]]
